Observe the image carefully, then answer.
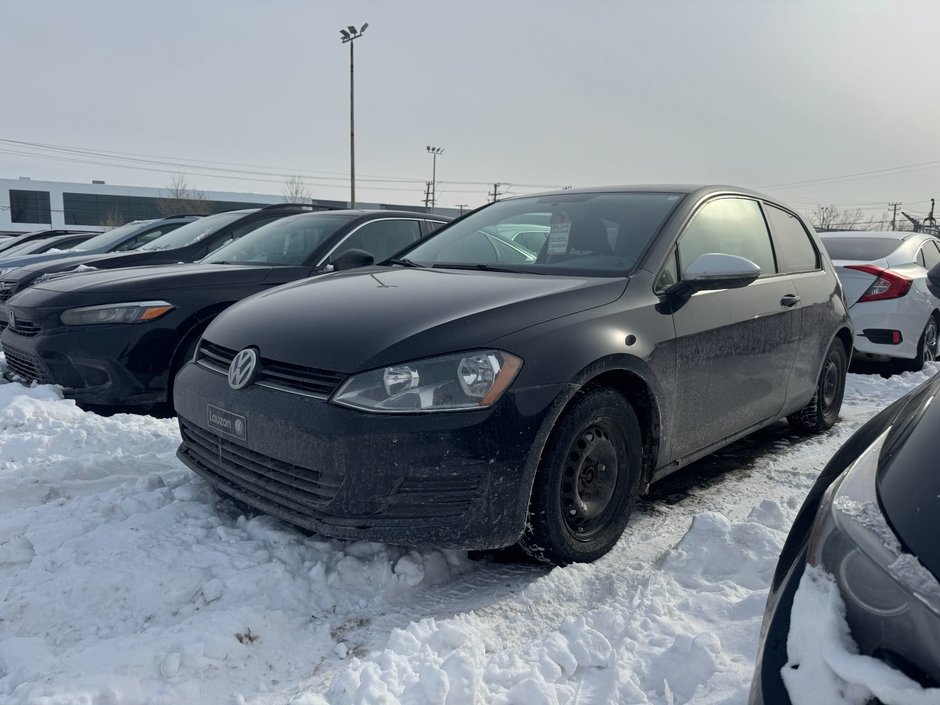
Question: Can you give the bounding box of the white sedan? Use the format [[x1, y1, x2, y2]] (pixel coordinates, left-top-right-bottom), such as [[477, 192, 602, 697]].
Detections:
[[821, 231, 940, 371]]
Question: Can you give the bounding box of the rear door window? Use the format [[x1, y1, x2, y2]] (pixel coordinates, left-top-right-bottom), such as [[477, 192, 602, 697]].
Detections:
[[764, 205, 820, 273], [922, 240, 940, 269]]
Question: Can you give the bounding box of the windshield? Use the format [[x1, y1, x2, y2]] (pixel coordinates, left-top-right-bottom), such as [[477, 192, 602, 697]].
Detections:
[[204, 213, 355, 265], [67, 220, 157, 251], [138, 211, 251, 251], [0, 239, 49, 256], [402, 192, 683, 275], [821, 236, 903, 261]]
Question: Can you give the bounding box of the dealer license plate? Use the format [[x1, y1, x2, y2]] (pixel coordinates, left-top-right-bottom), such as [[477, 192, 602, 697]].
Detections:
[[207, 404, 247, 441]]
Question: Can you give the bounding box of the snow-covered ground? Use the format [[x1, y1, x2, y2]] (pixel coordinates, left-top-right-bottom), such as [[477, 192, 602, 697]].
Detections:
[[0, 369, 935, 705]]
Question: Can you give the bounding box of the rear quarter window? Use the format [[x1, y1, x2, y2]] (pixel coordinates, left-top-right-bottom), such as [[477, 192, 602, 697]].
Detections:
[[764, 204, 820, 273]]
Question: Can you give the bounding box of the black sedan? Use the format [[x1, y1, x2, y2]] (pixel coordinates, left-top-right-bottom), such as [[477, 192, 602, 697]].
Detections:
[[2, 210, 447, 409], [749, 374, 940, 704], [173, 185, 853, 565]]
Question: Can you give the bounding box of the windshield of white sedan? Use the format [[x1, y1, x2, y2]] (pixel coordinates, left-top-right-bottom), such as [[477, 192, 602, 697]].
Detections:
[[821, 236, 903, 261], [138, 211, 249, 251], [203, 213, 355, 265], [402, 192, 684, 274]]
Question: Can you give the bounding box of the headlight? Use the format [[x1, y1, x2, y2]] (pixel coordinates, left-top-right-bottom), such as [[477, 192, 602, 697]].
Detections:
[[332, 350, 523, 413], [59, 301, 175, 326], [808, 428, 940, 618]]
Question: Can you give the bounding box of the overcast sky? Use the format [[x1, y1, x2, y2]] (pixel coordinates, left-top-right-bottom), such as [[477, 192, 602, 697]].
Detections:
[[3, 0, 940, 222]]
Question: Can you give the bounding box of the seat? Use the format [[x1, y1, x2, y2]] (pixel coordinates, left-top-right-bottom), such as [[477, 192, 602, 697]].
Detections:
[[568, 218, 613, 255], [538, 217, 613, 263]]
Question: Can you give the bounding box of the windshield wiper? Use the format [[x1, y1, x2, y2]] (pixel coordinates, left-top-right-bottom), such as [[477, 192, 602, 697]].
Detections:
[[385, 257, 426, 268], [431, 263, 543, 274]]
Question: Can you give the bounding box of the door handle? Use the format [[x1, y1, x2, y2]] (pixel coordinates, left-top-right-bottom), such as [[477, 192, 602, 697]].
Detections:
[[780, 294, 801, 308]]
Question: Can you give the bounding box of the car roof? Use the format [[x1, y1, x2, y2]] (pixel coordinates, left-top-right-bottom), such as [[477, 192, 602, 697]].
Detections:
[[819, 230, 919, 241], [287, 209, 450, 219], [504, 183, 782, 204]]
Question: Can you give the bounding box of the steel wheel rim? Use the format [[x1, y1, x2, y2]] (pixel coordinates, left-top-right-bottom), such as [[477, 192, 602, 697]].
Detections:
[[560, 420, 622, 541], [821, 357, 840, 409]]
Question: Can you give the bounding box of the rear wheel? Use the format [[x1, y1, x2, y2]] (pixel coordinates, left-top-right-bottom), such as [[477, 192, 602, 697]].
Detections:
[[520, 389, 642, 565], [896, 316, 938, 373], [788, 339, 847, 433]]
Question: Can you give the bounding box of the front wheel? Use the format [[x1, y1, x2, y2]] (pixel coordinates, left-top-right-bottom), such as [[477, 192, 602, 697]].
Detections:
[[520, 389, 642, 566], [788, 338, 847, 433]]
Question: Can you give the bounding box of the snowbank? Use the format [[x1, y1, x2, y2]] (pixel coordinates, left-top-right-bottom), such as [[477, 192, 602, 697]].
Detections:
[[0, 368, 935, 704]]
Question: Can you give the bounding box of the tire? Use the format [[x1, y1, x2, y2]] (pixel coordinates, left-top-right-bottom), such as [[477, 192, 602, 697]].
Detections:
[[787, 339, 847, 433], [896, 316, 938, 373], [520, 388, 642, 566]]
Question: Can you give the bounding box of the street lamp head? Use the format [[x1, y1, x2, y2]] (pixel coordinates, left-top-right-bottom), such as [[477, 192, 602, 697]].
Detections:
[[347, 25, 357, 35], [339, 29, 350, 39], [426, 146, 444, 155], [360, 22, 369, 33]]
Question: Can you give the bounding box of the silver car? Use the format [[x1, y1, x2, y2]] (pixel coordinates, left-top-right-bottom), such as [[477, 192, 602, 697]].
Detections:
[[821, 231, 940, 371]]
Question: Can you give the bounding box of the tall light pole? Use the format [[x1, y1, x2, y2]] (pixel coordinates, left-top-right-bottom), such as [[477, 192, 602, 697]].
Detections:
[[426, 145, 444, 212], [340, 22, 368, 207]]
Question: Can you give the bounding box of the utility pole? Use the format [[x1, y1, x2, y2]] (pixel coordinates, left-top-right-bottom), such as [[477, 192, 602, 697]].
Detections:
[[340, 22, 368, 208], [889, 202, 901, 231], [490, 183, 504, 203], [423, 182, 433, 210], [426, 146, 444, 212], [456, 203, 469, 215]]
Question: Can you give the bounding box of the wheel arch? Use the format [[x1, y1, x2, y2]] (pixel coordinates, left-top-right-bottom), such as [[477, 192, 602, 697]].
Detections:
[[521, 355, 664, 503]]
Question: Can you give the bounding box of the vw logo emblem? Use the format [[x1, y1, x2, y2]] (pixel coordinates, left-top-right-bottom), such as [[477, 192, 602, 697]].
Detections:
[[228, 348, 259, 390]]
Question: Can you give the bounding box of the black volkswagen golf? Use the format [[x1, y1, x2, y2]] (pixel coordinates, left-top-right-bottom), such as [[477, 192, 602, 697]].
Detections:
[[2, 210, 446, 409], [174, 185, 853, 565], [749, 373, 940, 703]]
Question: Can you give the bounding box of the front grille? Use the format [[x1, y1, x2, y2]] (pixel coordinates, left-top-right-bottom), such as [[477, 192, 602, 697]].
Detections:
[[179, 419, 342, 512], [7, 319, 41, 338], [3, 342, 52, 383], [0, 281, 17, 302], [195, 341, 346, 399], [384, 474, 483, 519]]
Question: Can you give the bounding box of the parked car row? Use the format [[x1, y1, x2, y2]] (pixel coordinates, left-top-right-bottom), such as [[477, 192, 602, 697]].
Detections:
[[1, 206, 449, 408], [2, 184, 937, 699]]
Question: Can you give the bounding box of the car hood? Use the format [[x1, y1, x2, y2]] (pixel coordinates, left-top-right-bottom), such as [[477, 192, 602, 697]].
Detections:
[[203, 266, 629, 372], [30, 263, 275, 295], [878, 373, 940, 581], [8, 263, 292, 312], [0, 250, 95, 273], [8, 249, 188, 281]]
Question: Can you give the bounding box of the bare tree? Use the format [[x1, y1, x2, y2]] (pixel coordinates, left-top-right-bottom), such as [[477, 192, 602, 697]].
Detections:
[[158, 173, 208, 216], [281, 175, 311, 204], [810, 204, 874, 232]]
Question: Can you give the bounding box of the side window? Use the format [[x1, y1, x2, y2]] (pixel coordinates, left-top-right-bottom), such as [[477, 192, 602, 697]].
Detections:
[[332, 219, 423, 263], [764, 205, 820, 273], [208, 216, 283, 254], [677, 198, 776, 277], [922, 240, 940, 269]]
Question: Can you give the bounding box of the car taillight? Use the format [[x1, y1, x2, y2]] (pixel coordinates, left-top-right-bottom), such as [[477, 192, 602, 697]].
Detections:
[[845, 264, 912, 302]]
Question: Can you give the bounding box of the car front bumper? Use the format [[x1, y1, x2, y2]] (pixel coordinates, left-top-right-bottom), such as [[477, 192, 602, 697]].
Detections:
[[0, 314, 183, 406], [173, 359, 565, 550]]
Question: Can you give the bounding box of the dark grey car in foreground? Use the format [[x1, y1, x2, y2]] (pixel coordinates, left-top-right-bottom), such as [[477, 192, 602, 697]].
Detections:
[[749, 373, 940, 703], [175, 185, 853, 565]]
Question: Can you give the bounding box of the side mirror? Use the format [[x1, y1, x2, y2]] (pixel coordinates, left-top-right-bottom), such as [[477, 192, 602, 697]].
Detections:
[[332, 248, 375, 271], [674, 253, 761, 294]]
